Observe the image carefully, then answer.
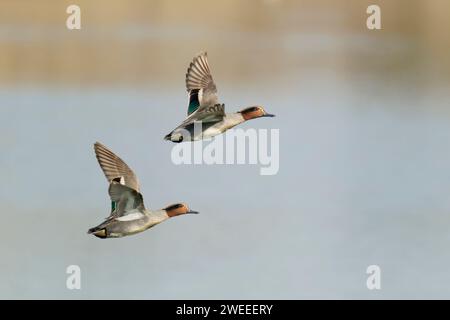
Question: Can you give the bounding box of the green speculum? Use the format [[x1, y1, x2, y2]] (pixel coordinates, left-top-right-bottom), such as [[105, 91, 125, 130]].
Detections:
[[188, 100, 199, 115]]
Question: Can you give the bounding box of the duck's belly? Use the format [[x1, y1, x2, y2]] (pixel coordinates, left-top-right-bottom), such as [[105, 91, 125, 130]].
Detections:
[[106, 218, 156, 238], [174, 116, 241, 141], [197, 115, 243, 140], [197, 123, 226, 140]]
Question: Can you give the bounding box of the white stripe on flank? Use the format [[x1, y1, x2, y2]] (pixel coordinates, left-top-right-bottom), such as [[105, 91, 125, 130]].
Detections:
[[116, 212, 144, 221]]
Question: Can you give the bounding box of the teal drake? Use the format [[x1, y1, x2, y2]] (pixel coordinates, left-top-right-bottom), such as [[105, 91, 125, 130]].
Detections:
[[88, 142, 198, 239], [164, 52, 275, 142]]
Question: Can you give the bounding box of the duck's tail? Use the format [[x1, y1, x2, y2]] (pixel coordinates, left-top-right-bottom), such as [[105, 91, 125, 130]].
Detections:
[[87, 226, 97, 234], [87, 226, 107, 238]]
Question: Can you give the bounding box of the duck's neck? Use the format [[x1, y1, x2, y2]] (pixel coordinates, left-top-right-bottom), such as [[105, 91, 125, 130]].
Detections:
[[146, 209, 170, 224], [224, 112, 245, 128]]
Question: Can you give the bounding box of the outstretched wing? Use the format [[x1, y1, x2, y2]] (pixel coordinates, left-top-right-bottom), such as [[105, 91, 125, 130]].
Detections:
[[107, 182, 146, 220], [94, 142, 140, 192], [185, 52, 219, 115]]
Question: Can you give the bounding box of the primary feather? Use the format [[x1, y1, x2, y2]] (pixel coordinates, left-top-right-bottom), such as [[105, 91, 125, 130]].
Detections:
[[94, 142, 140, 192], [185, 52, 218, 114]]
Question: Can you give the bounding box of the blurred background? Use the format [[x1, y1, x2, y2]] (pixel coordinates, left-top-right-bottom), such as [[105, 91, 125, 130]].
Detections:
[[1, 0, 450, 299]]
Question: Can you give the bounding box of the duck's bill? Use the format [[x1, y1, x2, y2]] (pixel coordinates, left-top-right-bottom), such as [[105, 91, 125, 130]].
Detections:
[[187, 210, 199, 214], [263, 113, 275, 117]]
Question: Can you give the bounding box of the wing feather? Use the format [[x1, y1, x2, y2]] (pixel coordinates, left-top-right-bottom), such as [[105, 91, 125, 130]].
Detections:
[[94, 142, 140, 192], [185, 52, 218, 115], [107, 182, 146, 220]]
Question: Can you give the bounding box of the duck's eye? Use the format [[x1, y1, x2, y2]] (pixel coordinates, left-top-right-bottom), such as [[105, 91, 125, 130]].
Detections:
[[166, 203, 183, 211]]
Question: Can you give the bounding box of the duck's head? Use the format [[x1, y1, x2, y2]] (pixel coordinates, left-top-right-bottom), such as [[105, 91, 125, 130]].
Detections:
[[164, 203, 199, 217], [239, 106, 275, 121]]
